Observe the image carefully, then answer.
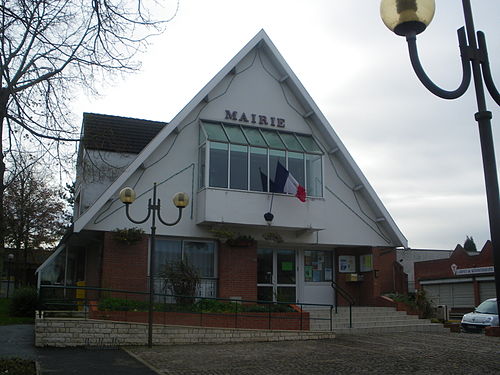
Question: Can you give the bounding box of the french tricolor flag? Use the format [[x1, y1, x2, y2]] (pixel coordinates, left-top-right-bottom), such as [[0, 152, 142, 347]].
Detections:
[[273, 162, 307, 202]]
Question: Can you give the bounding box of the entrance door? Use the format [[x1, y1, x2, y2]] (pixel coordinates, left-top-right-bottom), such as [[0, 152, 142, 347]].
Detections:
[[257, 249, 296, 303]]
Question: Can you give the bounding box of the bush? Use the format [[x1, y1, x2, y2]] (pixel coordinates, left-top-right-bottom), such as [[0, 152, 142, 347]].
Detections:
[[161, 260, 200, 305], [0, 358, 36, 375], [9, 287, 39, 317]]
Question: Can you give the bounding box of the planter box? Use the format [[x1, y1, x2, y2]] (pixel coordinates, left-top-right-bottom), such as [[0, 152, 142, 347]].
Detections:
[[90, 310, 310, 331]]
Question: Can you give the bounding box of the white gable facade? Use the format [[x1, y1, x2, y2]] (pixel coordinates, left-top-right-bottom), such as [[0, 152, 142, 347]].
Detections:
[[38, 31, 408, 307]]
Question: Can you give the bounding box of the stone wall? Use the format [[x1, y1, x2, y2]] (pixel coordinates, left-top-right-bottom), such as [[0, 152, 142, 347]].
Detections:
[[35, 316, 335, 347]]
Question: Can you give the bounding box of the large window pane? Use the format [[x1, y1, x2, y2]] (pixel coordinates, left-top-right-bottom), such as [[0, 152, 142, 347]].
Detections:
[[209, 142, 228, 188], [277, 250, 295, 284], [230, 144, 248, 190], [269, 150, 285, 190], [250, 147, 268, 192], [280, 133, 304, 152], [223, 125, 248, 144], [203, 122, 228, 142], [257, 249, 273, 284], [242, 127, 267, 147], [184, 241, 215, 278], [304, 250, 332, 282], [261, 129, 285, 149], [155, 239, 182, 275], [306, 154, 322, 197], [296, 134, 322, 153], [288, 152, 305, 187]]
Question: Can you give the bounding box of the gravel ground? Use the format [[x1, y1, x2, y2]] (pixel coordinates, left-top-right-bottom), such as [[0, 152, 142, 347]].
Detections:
[[127, 331, 500, 375]]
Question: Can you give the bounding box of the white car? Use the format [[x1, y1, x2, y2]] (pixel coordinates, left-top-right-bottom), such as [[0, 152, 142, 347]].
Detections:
[[461, 298, 499, 333]]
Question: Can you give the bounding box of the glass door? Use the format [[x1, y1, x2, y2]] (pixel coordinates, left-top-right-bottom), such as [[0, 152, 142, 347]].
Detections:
[[257, 248, 296, 303]]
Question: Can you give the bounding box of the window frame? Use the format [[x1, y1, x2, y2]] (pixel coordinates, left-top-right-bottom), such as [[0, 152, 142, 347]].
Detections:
[[199, 120, 324, 198]]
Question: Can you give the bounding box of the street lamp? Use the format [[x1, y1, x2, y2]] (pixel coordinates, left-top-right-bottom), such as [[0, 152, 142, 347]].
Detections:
[[119, 183, 189, 347], [380, 0, 500, 323], [6, 253, 14, 298]]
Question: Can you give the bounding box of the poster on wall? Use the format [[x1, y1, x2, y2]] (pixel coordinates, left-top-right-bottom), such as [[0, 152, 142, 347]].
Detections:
[[338, 255, 356, 273], [360, 254, 373, 272]]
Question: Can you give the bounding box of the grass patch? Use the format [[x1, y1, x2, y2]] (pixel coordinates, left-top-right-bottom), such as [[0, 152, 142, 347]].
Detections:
[[0, 299, 34, 325], [0, 358, 36, 375]]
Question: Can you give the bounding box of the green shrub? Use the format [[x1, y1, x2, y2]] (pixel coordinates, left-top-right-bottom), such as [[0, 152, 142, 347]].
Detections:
[[0, 358, 36, 375], [98, 297, 149, 311], [9, 287, 39, 317]]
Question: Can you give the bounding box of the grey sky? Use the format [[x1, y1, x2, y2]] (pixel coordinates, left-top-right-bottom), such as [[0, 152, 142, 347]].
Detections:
[[72, 1, 499, 250]]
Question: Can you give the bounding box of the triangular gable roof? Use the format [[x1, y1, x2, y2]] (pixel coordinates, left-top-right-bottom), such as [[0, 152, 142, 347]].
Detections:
[[74, 29, 407, 247]]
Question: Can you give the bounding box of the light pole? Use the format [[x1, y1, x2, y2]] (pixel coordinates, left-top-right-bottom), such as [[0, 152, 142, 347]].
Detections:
[[119, 183, 189, 347], [380, 0, 500, 322], [6, 253, 14, 298]]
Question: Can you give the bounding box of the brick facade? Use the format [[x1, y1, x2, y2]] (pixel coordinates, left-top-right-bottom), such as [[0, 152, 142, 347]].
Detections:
[[217, 242, 258, 301], [101, 232, 149, 293], [335, 247, 407, 306], [414, 241, 493, 289]]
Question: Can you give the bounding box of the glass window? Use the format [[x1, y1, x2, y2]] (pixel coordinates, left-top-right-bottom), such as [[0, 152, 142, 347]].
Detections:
[[155, 239, 216, 278], [280, 133, 304, 152], [296, 134, 322, 153], [269, 149, 285, 190], [242, 127, 267, 147], [155, 239, 182, 275], [184, 241, 215, 278], [223, 125, 248, 144], [203, 122, 228, 142], [250, 147, 268, 192], [209, 142, 228, 188], [306, 154, 322, 197], [200, 122, 324, 197], [198, 145, 206, 188], [288, 152, 305, 187], [304, 251, 333, 282], [230, 144, 248, 190], [261, 129, 285, 149]]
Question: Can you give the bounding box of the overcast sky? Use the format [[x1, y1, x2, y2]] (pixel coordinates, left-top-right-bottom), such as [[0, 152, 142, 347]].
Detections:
[[72, 1, 499, 250]]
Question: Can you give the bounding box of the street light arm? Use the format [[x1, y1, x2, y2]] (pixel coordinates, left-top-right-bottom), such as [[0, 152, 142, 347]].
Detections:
[[406, 27, 471, 100], [157, 202, 183, 226], [124, 199, 152, 224], [477, 31, 500, 107]]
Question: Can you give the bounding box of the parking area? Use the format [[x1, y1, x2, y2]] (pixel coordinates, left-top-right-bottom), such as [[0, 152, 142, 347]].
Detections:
[[127, 331, 500, 375]]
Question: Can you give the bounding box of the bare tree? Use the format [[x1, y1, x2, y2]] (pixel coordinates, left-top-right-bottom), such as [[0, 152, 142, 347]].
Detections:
[[0, 0, 178, 246], [4, 158, 70, 284]]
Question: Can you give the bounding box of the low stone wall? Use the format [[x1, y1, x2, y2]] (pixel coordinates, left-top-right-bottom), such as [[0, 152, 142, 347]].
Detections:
[[35, 316, 335, 347]]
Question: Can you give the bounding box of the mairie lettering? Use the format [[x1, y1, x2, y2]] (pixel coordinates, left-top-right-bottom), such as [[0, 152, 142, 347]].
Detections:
[[225, 110, 285, 128]]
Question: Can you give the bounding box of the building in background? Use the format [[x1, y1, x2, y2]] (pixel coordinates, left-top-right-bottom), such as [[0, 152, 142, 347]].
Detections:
[[415, 241, 495, 316]]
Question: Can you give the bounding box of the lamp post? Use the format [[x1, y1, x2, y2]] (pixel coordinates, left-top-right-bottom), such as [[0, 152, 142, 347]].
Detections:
[[119, 183, 189, 347], [380, 0, 500, 322], [6, 253, 14, 298]]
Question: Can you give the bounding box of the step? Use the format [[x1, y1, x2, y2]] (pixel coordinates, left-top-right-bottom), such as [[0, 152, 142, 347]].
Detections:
[[332, 323, 448, 335]]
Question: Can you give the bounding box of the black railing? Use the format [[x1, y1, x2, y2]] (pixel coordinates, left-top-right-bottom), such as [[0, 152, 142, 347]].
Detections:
[[38, 285, 334, 332], [331, 280, 355, 328]]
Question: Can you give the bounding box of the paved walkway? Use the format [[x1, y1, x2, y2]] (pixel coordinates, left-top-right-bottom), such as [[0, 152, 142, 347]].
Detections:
[[128, 331, 500, 375], [1, 324, 499, 374], [0, 324, 156, 375]]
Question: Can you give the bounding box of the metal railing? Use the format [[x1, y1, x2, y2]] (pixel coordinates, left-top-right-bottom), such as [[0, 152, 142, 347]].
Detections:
[[38, 285, 335, 332], [331, 280, 355, 328]]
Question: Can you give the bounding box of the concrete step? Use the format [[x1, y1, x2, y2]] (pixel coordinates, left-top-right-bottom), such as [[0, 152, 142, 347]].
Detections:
[[306, 306, 445, 334], [332, 323, 448, 335]]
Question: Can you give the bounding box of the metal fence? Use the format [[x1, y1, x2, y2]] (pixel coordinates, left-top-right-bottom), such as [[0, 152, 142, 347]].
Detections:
[[38, 285, 334, 331]]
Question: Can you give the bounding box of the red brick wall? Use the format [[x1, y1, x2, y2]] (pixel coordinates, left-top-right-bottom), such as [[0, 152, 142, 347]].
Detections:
[[217, 242, 257, 301], [334, 247, 405, 306], [101, 232, 149, 293], [414, 242, 493, 289]]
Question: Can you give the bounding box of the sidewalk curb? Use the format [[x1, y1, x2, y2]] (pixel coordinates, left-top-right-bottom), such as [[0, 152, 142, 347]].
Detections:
[[122, 347, 162, 375]]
